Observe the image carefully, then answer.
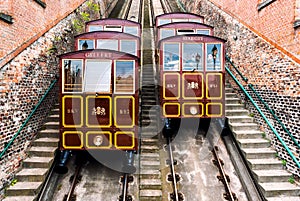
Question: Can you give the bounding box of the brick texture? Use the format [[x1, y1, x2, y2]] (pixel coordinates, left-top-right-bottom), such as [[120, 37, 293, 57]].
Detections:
[[0, 0, 87, 68], [0, 0, 118, 195], [180, 0, 300, 176]]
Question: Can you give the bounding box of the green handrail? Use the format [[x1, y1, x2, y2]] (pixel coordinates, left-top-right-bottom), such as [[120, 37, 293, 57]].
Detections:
[[226, 56, 299, 149], [225, 55, 248, 82], [248, 84, 300, 149], [176, 0, 187, 12], [0, 79, 58, 159], [226, 67, 300, 168]]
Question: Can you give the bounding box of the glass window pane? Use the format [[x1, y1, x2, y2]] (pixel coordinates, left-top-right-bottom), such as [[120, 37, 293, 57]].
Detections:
[[115, 61, 135, 93], [172, 18, 188, 23], [196, 29, 210, 35], [78, 40, 94, 50], [124, 26, 138, 36], [206, 43, 222, 71], [161, 29, 175, 39], [63, 59, 83, 92], [97, 40, 118, 51], [158, 19, 171, 26], [182, 43, 203, 71], [88, 25, 103, 32], [163, 43, 180, 71], [84, 60, 112, 92], [120, 40, 137, 56], [189, 19, 202, 23]]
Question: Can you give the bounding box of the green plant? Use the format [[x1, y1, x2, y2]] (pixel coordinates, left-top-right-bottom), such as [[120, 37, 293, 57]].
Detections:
[[288, 176, 295, 184], [10, 179, 17, 186], [57, 184, 62, 191], [275, 153, 279, 158], [80, 12, 90, 21], [261, 132, 266, 138], [72, 19, 84, 33], [248, 113, 255, 117], [87, 1, 100, 12], [281, 159, 287, 166]]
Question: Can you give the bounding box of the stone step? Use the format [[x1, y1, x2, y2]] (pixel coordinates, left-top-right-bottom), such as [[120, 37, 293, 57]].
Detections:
[[225, 93, 237, 98], [253, 169, 291, 183], [38, 129, 59, 138], [3, 196, 36, 201], [139, 190, 162, 201], [28, 146, 57, 157], [229, 122, 258, 131], [140, 152, 160, 160], [51, 108, 59, 115], [16, 168, 48, 182], [23, 157, 53, 168], [225, 104, 244, 110], [43, 121, 59, 129], [140, 179, 162, 190], [237, 138, 270, 148], [242, 148, 276, 159], [225, 87, 234, 92], [141, 138, 158, 146], [141, 160, 160, 168], [232, 130, 264, 139], [32, 137, 59, 147], [247, 158, 283, 170], [5, 181, 43, 196], [141, 145, 159, 153], [142, 125, 158, 132], [47, 114, 59, 121], [259, 182, 300, 197], [225, 97, 240, 104], [140, 169, 161, 179], [227, 116, 254, 123], [267, 196, 300, 201], [226, 109, 249, 116]]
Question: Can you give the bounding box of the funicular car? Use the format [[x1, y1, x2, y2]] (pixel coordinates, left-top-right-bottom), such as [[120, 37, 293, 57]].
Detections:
[[59, 49, 139, 151], [158, 34, 225, 120], [75, 31, 141, 57]]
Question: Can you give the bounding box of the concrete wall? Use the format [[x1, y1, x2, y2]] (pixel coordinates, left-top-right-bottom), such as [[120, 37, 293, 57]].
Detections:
[[179, 0, 300, 176], [0, 0, 117, 193]]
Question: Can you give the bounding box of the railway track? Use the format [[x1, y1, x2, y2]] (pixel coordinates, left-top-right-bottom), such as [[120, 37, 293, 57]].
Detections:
[[36, 1, 249, 200]]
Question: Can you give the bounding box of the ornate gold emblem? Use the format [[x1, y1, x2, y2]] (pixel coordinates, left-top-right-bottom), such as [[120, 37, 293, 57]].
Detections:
[[92, 106, 106, 116]]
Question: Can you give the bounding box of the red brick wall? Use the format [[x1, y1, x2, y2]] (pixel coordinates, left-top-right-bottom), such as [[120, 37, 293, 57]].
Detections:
[[0, 0, 86, 67], [208, 0, 300, 62]]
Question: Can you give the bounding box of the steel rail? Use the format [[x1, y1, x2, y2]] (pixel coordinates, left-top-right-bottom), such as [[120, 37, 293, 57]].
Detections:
[[65, 163, 83, 201], [166, 138, 180, 201], [212, 146, 236, 201], [123, 0, 134, 19], [120, 173, 130, 201]]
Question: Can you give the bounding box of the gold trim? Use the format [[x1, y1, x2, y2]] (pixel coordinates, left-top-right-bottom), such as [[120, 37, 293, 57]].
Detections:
[[163, 73, 180, 100], [182, 103, 204, 117], [114, 132, 135, 149], [86, 96, 112, 128], [62, 131, 83, 149], [114, 96, 135, 128], [86, 131, 112, 149], [182, 72, 204, 99], [206, 103, 223, 117], [163, 102, 180, 117], [206, 73, 223, 99], [62, 95, 83, 128]]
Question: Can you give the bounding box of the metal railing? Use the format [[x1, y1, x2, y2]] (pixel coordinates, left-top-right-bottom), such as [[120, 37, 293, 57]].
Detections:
[[0, 79, 58, 159], [225, 57, 300, 168]]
